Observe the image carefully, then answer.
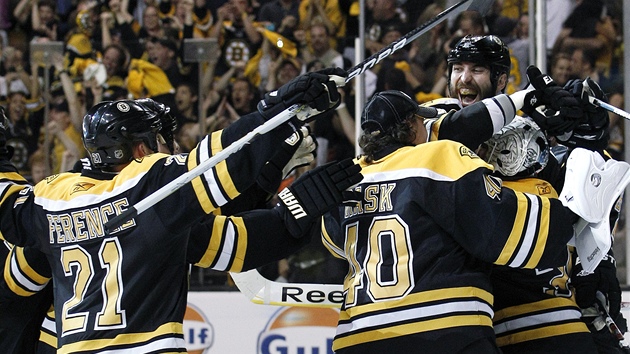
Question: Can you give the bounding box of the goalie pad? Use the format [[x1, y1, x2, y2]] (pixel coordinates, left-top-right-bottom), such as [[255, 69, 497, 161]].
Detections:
[[572, 217, 613, 274], [559, 148, 630, 223]]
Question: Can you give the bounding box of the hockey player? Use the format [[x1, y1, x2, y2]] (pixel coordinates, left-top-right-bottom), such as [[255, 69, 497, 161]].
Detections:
[[480, 117, 598, 353], [424, 34, 624, 353], [0, 68, 364, 353], [0, 98, 321, 353], [320, 90, 627, 353]]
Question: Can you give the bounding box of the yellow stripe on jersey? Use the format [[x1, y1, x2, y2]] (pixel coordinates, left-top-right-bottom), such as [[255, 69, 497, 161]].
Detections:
[[188, 147, 216, 213], [58, 322, 183, 354], [195, 216, 227, 267], [321, 218, 345, 260], [230, 216, 247, 272], [15, 247, 50, 285], [495, 192, 528, 265], [339, 286, 493, 320], [360, 141, 493, 182], [496, 322, 588, 347], [210, 130, 239, 201], [3, 249, 31, 296], [494, 297, 579, 320], [39, 331, 56, 347], [333, 315, 494, 351], [524, 197, 551, 268]]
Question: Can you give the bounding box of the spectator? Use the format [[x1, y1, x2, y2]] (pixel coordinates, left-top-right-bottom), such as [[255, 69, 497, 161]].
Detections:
[[26, 148, 49, 184], [101, 43, 129, 94], [3, 91, 43, 172], [364, 0, 407, 55], [408, 3, 450, 94], [30, 0, 60, 42], [553, 0, 615, 82], [98, 0, 144, 59], [47, 100, 84, 174], [146, 36, 191, 88], [258, 0, 300, 37], [174, 81, 199, 127], [1, 47, 33, 98], [569, 47, 599, 82], [265, 56, 301, 92], [138, 5, 175, 42], [228, 77, 257, 116], [298, 0, 345, 47], [210, 0, 262, 77], [550, 51, 572, 87], [301, 23, 344, 69]]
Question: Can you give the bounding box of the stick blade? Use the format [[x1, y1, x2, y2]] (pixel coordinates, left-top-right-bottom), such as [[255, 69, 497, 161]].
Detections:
[[467, 0, 494, 15]]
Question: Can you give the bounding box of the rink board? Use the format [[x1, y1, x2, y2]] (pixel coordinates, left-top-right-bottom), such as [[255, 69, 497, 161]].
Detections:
[[181, 291, 630, 353]]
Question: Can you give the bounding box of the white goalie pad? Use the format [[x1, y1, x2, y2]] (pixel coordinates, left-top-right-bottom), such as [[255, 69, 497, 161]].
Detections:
[[572, 218, 613, 273], [559, 148, 630, 223], [560, 148, 630, 273]]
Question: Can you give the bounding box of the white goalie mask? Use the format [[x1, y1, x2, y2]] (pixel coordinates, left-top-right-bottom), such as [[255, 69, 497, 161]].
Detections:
[[483, 116, 549, 177]]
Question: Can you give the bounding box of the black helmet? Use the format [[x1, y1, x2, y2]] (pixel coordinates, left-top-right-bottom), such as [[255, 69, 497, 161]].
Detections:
[[361, 90, 437, 133], [447, 35, 511, 93], [82, 100, 162, 167], [136, 98, 177, 153]]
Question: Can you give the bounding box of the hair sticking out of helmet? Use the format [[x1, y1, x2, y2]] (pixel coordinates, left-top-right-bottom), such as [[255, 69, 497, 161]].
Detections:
[[361, 90, 438, 133], [82, 100, 163, 168], [482, 116, 549, 178], [447, 35, 511, 94]]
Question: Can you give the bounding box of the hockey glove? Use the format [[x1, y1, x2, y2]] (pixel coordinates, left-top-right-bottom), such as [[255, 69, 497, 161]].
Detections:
[[558, 78, 610, 151], [257, 126, 317, 194], [274, 158, 363, 238], [522, 65, 583, 135], [258, 67, 346, 122], [572, 251, 621, 318]]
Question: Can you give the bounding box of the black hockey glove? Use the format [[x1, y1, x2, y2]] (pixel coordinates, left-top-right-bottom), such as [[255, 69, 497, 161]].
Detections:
[[558, 78, 610, 151], [258, 67, 346, 122], [572, 252, 621, 318], [522, 65, 583, 135], [256, 126, 317, 194], [274, 158, 363, 238]]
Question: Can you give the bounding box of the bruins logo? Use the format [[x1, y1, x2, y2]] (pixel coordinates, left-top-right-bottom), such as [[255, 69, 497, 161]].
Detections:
[[458, 146, 479, 159], [484, 175, 502, 200], [71, 182, 95, 194], [535, 183, 552, 196]]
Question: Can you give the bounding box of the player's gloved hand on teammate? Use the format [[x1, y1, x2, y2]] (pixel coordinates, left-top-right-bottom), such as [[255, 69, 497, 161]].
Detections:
[[258, 67, 346, 122], [558, 78, 610, 151], [522, 65, 583, 135], [274, 158, 362, 238], [572, 251, 622, 319], [257, 126, 317, 194]]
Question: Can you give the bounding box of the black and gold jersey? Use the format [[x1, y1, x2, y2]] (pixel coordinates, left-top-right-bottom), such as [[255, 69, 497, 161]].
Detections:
[[0, 111, 296, 353], [492, 178, 594, 353], [423, 96, 517, 150], [0, 242, 53, 354], [321, 140, 577, 353]]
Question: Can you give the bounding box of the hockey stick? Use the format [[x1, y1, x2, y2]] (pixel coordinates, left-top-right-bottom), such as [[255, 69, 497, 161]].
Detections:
[[581, 78, 630, 120], [596, 297, 630, 352], [104, 0, 493, 231], [229, 269, 343, 308], [589, 96, 630, 121]]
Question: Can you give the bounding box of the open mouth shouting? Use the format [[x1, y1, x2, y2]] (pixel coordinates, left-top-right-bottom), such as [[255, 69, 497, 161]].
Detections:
[[457, 86, 479, 107]]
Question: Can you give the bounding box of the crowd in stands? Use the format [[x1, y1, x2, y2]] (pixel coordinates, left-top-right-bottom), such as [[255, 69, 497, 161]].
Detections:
[[0, 0, 625, 288]]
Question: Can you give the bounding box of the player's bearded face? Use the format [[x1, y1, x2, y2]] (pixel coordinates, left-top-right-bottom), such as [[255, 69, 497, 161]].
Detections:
[[449, 62, 494, 107]]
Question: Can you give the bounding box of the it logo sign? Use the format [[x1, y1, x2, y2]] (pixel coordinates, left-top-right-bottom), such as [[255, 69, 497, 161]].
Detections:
[[184, 304, 214, 353], [258, 307, 338, 354]]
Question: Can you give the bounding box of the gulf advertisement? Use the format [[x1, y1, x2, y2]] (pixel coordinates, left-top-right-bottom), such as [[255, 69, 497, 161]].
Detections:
[[184, 291, 338, 353]]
